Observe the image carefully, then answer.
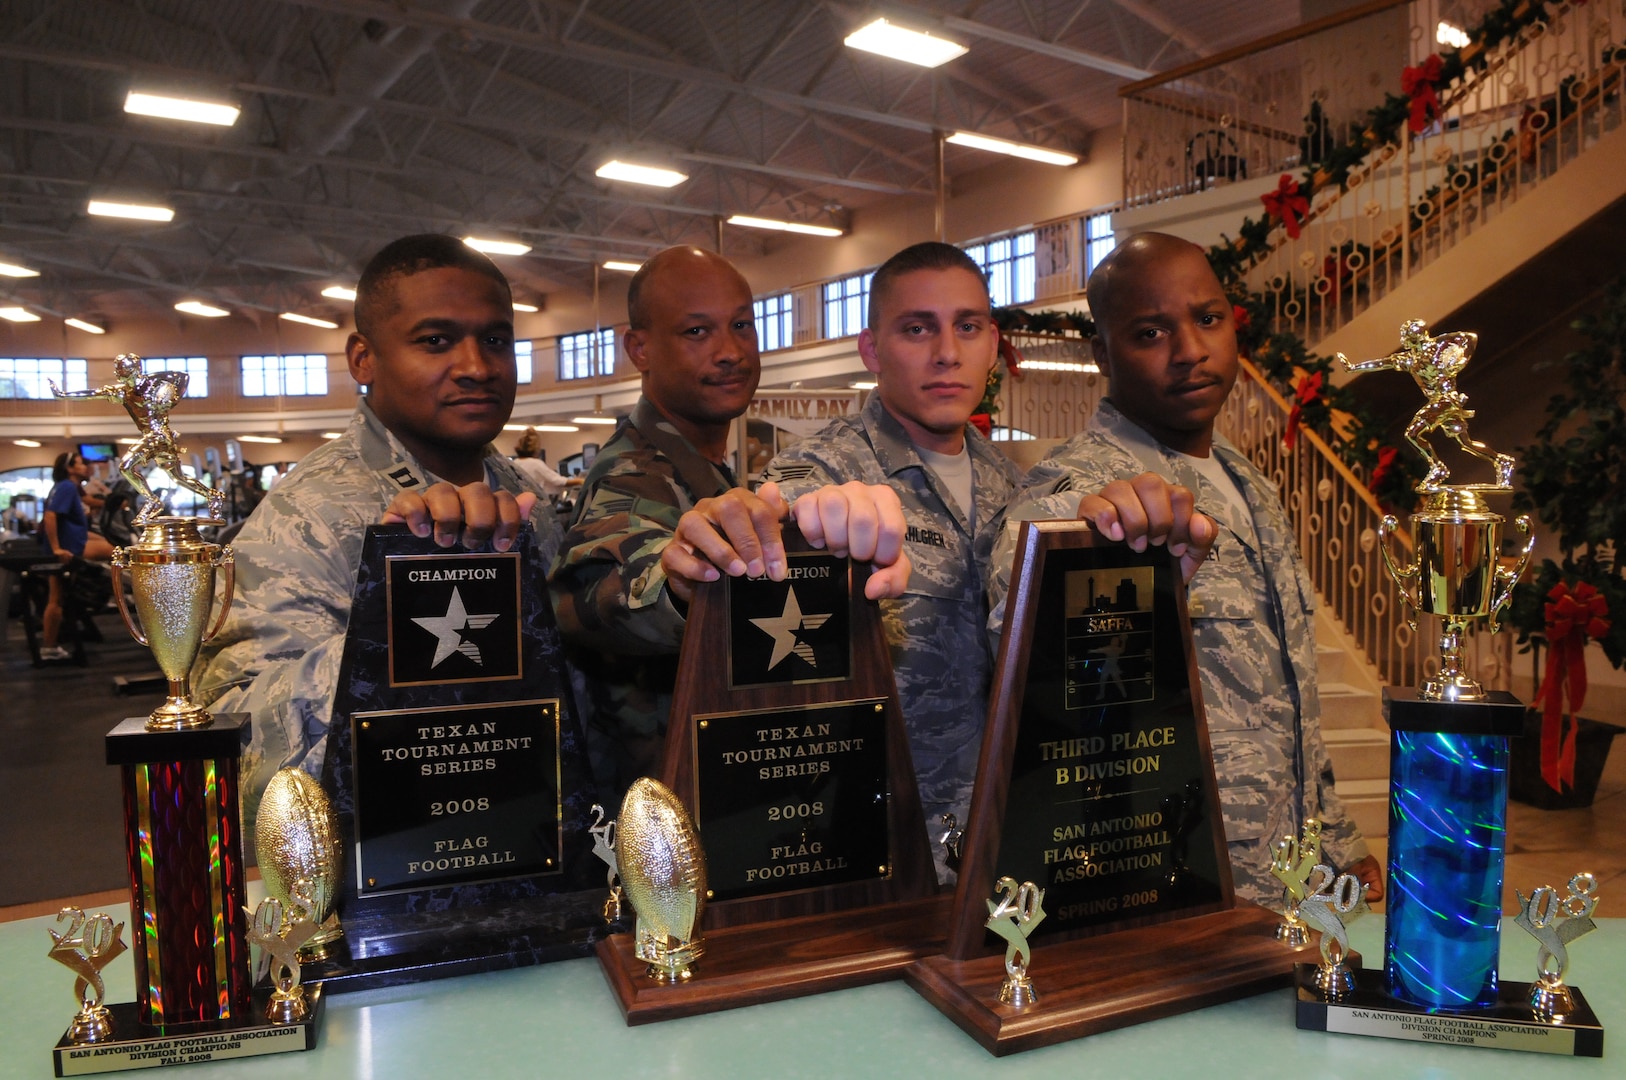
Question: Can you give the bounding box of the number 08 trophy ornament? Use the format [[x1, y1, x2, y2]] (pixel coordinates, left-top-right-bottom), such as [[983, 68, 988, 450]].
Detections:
[[47, 356, 323, 1076], [1291, 323, 1603, 1056]]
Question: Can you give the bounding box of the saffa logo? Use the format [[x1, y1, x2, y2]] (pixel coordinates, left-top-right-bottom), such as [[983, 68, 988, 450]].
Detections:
[[412, 587, 500, 667], [750, 587, 833, 670]]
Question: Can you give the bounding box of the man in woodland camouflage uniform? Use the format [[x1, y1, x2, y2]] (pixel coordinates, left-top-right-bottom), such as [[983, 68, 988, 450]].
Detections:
[[199, 235, 551, 833], [986, 233, 1383, 905], [551, 246, 908, 798], [760, 242, 1022, 878]]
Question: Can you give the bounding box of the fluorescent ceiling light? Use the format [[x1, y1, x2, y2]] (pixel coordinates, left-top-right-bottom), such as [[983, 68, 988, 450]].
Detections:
[[512, 302, 539, 313], [237, 435, 283, 444], [0, 260, 39, 278], [13, 439, 42, 447], [65, 318, 106, 335], [175, 300, 229, 317], [726, 215, 843, 238], [124, 90, 240, 127], [88, 199, 175, 222], [571, 415, 620, 426], [595, 160, 688, 188], [1436, 21, 1470, 49], [849, 381, 877, 390], [534, 423, 580, 433], [946, 131, 1078, 166], [602, 260, 643, 273], [117, 437, 142, 445], [844, 18, 967, 68], [463, 236, 532, 256], [321, 285, 357, 302], [280, 312, 339, 329], [1020, 360, 1099, 373], [0, 306, 40, 322], [321, 432, 343, 440]]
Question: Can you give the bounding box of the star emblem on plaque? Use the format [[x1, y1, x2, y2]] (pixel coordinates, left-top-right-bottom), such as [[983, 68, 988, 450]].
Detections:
[[385, 552, 522, 685], [727, 551, 851, 687]]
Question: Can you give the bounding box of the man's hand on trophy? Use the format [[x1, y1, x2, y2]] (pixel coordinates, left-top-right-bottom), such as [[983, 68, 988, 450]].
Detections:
[[1347, 853, 1385, 903], [1076, 473, 1217, 584], [785, 481, 910, 601], [381, 482, 537, 551]]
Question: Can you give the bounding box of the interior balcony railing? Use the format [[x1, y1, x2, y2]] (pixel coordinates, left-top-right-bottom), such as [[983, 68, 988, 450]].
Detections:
[[1120, 0, 1626, 350]]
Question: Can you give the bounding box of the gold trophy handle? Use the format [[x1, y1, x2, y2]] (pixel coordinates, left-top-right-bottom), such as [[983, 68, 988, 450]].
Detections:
[[1490, 514, 1535, 631], [107, 549, 150, 647], [202, 547, 236, 644], [1377, 515, 1421, 629]]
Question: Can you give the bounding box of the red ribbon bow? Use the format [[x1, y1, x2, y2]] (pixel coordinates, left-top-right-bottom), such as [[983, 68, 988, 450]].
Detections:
[[1367, 445, 1399, 494], [1402, 54, 1444, 134], [1539, 581, 1611, 790], [1283, 370, 1324, 449], [1260, 174, 1309, 239], [996, 335, 1025, 378]]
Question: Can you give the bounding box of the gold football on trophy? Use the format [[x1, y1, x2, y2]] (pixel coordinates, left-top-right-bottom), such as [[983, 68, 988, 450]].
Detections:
[[615, 777, 706, 982], [256, 769, 343, 960]]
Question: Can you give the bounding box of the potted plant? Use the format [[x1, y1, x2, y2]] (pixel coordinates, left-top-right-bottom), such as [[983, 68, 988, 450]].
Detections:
[[1507, 275, 1626, 808]]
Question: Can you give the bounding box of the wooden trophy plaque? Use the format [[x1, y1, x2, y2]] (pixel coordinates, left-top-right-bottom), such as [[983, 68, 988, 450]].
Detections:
[[907, 521, 1299, 1055], [596, 530, 945, 1024]]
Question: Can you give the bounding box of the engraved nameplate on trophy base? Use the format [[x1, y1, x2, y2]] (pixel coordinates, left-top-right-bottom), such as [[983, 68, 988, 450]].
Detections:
[[907, 521, 1303, 1055], [596, 535, 944, 1024], [315, 525, 604, 992]]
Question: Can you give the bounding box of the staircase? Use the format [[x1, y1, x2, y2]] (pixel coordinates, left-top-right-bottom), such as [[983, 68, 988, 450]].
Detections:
[[1315, 609, 1390, 842]]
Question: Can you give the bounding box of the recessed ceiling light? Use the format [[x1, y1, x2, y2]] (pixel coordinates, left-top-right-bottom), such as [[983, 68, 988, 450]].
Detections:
[[849, 381, 877, 390], [463, 236, 532, 256], [237, 435, 283, 444], [726, 215, 843, 238], [13, 439, 42, 448], [844, 18, 967, 68], [0, 307, 40, 322], [88, 199, 175, 222], [117, 437, 142, 445], [280, 312, 339, 329], [124, 90, 239, 127], [946, 131, 1078, 167], [602, 260, 643, 273], [175, 300, 229, 317], [1020, 360, 1099, 373], [65, 318, 106, 335], [595, 160, 688, 188], [0, 260, 39, 278], [321, 285, 357, 302], [512, 302, 539, 313], [321, 432, 344, 440], [534, 423, 581, 433], [571, 415, 620, 426]]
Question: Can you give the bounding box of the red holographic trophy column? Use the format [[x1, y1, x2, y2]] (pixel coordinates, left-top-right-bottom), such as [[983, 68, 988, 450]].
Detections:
[[107, 715, 254, 1028]]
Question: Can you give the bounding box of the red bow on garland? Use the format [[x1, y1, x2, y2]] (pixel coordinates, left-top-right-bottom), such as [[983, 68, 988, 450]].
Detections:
[[996, 335, 1025, 378], [1402, 54, 1444, 134], [1538, 581, 1611, 790], [1261, 174, 1310, 239], [1367, 446, 1400, 495], [1283, 371, 1324, 449]]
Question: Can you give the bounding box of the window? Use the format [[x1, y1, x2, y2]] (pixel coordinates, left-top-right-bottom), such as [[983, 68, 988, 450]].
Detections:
[[964, 230, 1037, 308], [823, 272, 873, 339], [1085, 212, 1116, 279], [142, 356, 209, 398], [240, 354, 329, 397], [0, 358, 87, 399], [557, 328, 615, 381], [516, 340, 534, 384], [754, 293, 794, 352]]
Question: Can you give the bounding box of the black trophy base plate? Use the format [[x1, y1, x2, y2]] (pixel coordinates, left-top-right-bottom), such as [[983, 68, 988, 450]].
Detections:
[[52, 984, 324, 1076], [1294, 964, 1604, 1056], [304, 888, 611, 993], [596, 893, 951, 1025], [1384, 688, 1526, 737], [908, 903, 1302, 1056]]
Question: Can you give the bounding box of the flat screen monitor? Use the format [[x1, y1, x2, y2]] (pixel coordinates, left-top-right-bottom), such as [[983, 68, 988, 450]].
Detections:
[[78, 442, 118, 463]]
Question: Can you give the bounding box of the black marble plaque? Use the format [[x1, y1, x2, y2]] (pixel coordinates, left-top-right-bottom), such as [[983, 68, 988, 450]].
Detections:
[[994, 544, 1225, 941], [727, 551, 851, 688], [351, 699, 561, 895], [318, 525, 606, 992], [692, 699, 889, 902], [384, 551, 523, 686]]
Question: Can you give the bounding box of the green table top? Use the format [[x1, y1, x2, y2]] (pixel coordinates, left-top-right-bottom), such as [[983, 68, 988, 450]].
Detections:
[[2, 904, 1618, 1079]]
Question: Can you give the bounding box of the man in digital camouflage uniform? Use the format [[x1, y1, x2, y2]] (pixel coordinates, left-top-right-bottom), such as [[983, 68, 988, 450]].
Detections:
[[198, 234, 550, 834], [550, 245, 908, 799], [760, 242, 1023, 880], [986, 232, 1382, 905]]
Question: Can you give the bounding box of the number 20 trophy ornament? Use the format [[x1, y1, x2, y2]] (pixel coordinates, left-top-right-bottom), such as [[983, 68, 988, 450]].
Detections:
[[1290, 323, 1602, 1056], [48, 356, 323, 1075]]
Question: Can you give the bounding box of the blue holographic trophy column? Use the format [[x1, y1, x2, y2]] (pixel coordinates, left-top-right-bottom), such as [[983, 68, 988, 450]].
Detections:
[[1382, 707, 1515, 1010]]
